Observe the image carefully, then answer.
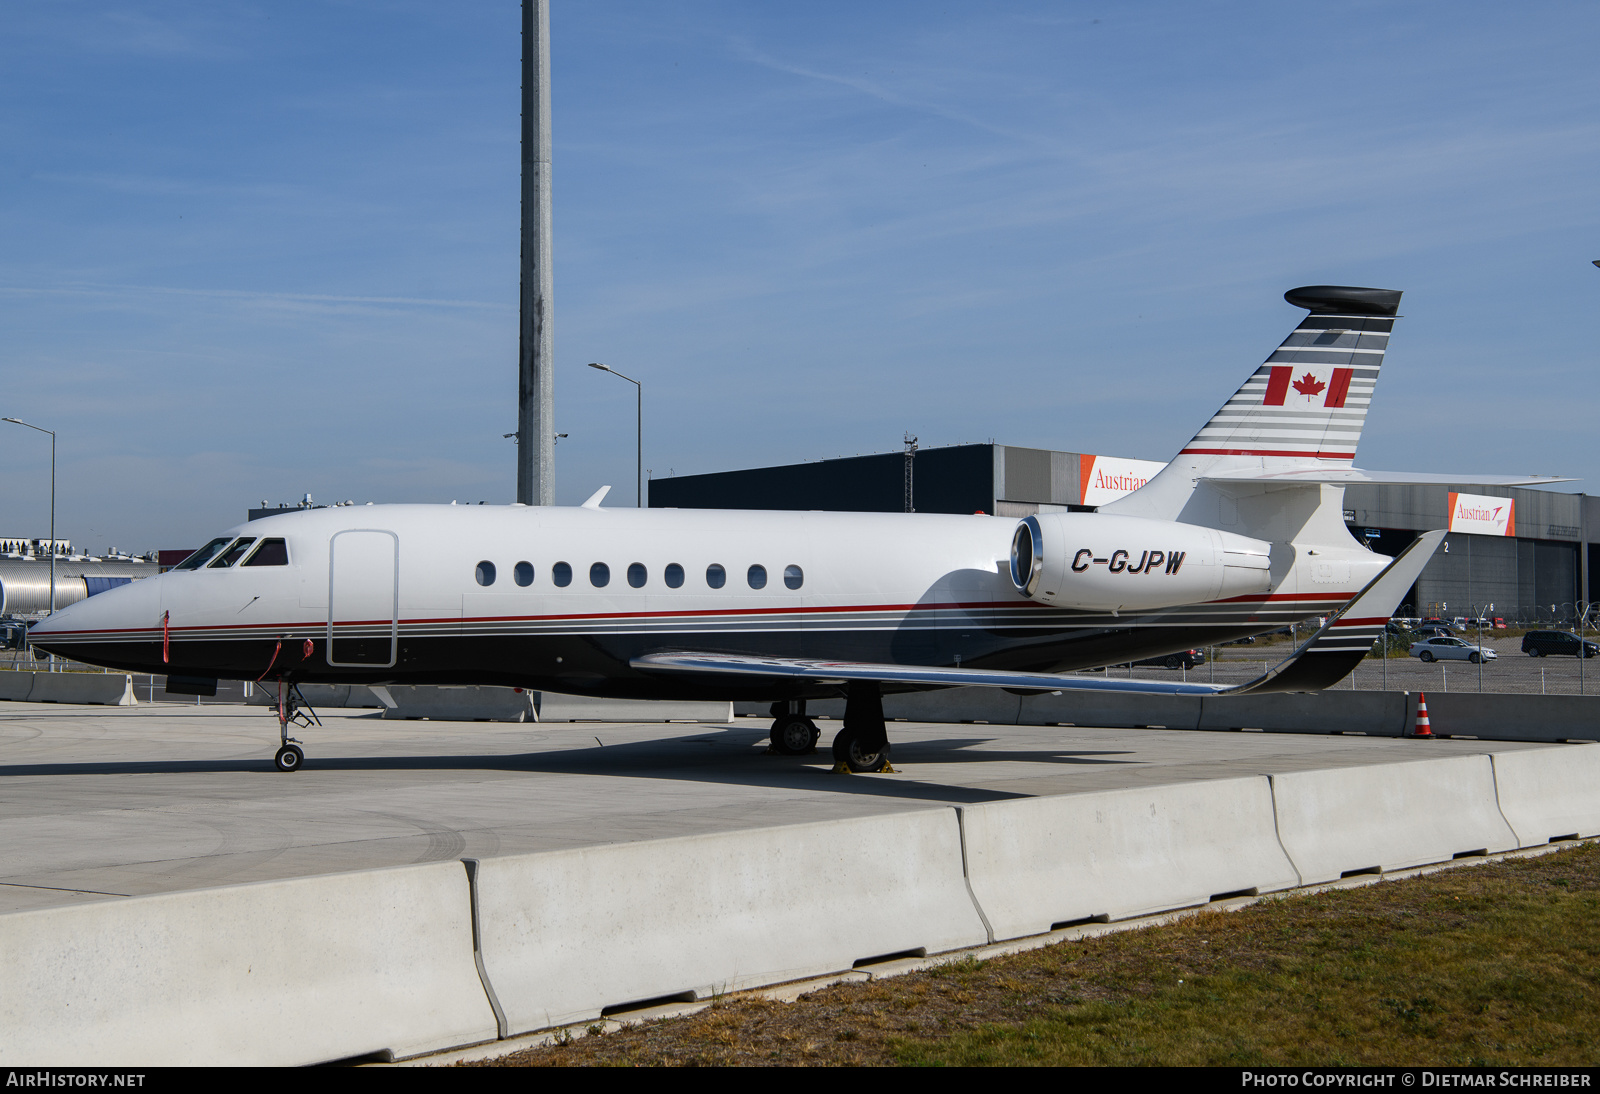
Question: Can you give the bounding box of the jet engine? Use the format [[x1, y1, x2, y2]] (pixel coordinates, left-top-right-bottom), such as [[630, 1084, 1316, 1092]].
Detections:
[[1010, 513, 1272, 612]]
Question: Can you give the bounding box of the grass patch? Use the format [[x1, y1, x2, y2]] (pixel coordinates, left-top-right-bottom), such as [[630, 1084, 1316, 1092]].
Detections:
[[475, 843, 1600, 1067]]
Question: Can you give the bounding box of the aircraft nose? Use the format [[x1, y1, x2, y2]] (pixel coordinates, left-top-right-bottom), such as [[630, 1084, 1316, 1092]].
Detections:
[[27, 574, 163, 670]]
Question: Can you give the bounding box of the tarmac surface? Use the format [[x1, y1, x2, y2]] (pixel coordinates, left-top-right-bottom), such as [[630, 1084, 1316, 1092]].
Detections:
[[0, 699, 1569, 916]]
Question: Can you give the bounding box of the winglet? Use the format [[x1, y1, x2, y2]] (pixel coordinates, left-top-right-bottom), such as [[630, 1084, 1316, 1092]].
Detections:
[[580, 485, 612, 510], [1226, 530, 1444, 695]]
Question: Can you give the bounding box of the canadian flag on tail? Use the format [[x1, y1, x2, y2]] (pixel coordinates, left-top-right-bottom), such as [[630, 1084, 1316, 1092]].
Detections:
[[1262, 366, 1355, 409]]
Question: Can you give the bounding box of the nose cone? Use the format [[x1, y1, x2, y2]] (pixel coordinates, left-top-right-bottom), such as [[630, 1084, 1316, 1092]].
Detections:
[[28, 575, 163, 672]]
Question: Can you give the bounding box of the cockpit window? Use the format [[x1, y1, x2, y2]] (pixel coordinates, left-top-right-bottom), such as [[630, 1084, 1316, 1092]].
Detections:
[[241, 538, 289, 566], [174, 538, 235, 571], [209, 538, 257, 567]]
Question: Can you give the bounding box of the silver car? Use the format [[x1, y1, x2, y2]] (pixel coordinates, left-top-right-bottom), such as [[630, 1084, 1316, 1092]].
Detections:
[[1409, 636, 1497, 664]]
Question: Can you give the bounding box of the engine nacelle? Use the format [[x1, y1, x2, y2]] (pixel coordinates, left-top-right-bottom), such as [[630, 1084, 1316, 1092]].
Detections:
[[1010, 513, 1272, 611]]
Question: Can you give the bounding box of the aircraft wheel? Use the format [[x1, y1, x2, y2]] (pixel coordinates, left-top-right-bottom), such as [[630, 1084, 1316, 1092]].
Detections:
[[1419, 651, 1435, 663], [770, 715, 817, 755], [274, 744, 304, 772], [832, 726, 892, 773]]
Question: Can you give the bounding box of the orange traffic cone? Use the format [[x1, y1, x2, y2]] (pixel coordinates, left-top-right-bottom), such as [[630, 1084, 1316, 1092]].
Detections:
[[1412, 692, 1435, 738]]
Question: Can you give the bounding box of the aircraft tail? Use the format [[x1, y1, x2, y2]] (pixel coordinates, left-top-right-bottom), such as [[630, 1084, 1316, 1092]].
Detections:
[[1102, 285, 1401, 526]]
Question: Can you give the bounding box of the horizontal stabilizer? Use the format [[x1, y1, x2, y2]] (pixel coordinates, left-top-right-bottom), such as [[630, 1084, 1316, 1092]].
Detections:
[[1200, 468, 1573, 487]]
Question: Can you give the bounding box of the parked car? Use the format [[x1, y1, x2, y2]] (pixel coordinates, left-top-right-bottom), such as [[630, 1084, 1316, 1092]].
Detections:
[[1134, 649, 1206, 669], [1521, 631, 1600, 658], [1414, 624, 1455, 639], [1409, 636, 1497, 664]]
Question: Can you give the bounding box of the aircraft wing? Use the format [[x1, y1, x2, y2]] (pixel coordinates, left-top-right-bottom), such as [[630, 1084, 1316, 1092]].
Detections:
[[633, 530, 1443, 699], [1200, 468, 1573, 486], [630, 650, 1234, 696]]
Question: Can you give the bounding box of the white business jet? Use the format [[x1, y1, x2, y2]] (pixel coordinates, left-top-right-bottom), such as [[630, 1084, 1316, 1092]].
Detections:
[[28, 286, 1564, 772]]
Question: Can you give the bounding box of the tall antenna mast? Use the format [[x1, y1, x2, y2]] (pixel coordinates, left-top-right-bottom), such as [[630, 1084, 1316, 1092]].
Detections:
[[903, 432, 918, 513], [516, 0, 555, 505]]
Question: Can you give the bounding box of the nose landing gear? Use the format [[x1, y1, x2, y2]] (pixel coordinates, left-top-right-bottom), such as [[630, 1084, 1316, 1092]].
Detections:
[[271, 682, 321, 773]]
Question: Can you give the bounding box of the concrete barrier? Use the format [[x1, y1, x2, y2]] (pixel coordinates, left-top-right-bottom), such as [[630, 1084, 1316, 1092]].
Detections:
[[473, 809, 987, 1034], [0, 862, 497, 1066], [0, 670, 136, 705], [960, 777, 1300, 939], [741, 687, 1600, 744], [381, 685, 535, 722], [1198, 690, 1406, 734], [1420, 693, 1600, 742], [246, 683, 381, 708], [1488, 744, 1600, 845], [1019, 690, 1202, 729], [0, 670, 35, 701], [258, 684, 731, 725], [1269, 755, 1520, 884], [535, 692, 733, 723]]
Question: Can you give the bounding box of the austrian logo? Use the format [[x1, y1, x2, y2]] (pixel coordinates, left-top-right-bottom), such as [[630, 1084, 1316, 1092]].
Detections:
[[1447, 492, 1515, 537]]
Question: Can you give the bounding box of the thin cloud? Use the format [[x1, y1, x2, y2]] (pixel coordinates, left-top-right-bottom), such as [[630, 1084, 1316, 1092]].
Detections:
[[0, 282, 511, 313]]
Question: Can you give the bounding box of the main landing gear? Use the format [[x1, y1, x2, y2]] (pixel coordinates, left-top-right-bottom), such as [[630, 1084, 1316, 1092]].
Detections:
[[768, 700, 821, 755], [271, 682, 322, 772], [830, 683, 893, 774]]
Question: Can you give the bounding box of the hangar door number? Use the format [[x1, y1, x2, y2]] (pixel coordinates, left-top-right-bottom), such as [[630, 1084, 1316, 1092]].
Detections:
[[328, 529, 399, 668]]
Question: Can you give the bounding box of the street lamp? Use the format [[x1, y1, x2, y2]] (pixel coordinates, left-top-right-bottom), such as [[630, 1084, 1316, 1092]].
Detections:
[[587, 363, 642, 507], [3, 418, 57, 671]]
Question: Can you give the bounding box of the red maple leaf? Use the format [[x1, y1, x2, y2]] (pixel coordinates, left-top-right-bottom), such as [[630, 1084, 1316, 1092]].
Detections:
[[1291, 372, 1326, 399]]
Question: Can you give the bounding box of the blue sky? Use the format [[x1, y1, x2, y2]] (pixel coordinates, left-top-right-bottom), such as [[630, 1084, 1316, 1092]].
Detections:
[[3, 1, 1597, 550]]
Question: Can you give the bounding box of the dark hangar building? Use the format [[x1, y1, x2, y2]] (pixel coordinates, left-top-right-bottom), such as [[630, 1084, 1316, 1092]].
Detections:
[[649, 444, 1596, 624]]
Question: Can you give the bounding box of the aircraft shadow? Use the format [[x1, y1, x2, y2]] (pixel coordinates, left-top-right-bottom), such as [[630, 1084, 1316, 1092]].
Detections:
[[0, 725, 1140, 804]]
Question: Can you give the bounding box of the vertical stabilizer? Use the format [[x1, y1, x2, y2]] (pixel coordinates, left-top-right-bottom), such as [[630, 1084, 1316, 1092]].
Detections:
[[1103, 285, 1401, 526]]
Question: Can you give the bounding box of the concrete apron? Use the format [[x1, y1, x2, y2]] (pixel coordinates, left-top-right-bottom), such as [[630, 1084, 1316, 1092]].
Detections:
[[2, 741, 1595, 1066]]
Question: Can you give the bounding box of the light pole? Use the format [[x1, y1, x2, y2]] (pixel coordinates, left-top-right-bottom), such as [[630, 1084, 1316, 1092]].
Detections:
[[587, 363, 641, 507], [3, 418, 56, 670]]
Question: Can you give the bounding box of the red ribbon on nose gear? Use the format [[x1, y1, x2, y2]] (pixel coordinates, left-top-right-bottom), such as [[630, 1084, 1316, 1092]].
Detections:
[[256, 639, 283, 683], [162, 611, 170, 664], [302, 638, 315, 660]]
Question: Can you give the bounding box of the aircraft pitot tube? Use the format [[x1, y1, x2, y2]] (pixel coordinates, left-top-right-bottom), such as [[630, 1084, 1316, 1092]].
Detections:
[[1009, 513, 1272, 612]]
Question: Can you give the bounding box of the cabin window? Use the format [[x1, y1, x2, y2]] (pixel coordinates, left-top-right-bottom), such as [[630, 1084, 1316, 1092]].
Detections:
[[748, 564, 767, 590], [514, 561, 534, 587], [627, 563, 647, 588], [706, 563, 726, 589], [241, 539, 288, 566], [664, 563, 685, 588], [590, 562, 610, 588], [174, 538, 234, 571], [553, 562, 572, 587], [784, 564, 803, 590], [210, 538, 257, 567], [475, 561, 496, 587]]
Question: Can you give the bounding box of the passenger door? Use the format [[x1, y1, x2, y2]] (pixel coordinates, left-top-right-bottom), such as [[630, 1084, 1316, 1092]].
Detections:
[[327, 530, 398, 668]]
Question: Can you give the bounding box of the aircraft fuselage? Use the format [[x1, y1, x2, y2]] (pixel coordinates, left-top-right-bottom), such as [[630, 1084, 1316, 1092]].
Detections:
[[31, 503, 1361, 700]]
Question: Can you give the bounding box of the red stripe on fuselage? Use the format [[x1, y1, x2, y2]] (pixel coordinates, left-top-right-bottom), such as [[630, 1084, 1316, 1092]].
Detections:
[[36, 591, 1355, 640]]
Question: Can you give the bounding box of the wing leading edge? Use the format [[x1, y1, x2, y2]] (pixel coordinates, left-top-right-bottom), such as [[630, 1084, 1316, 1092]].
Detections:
[[630, 531, 1444, 699]]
